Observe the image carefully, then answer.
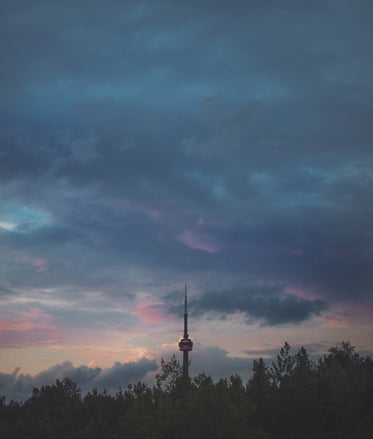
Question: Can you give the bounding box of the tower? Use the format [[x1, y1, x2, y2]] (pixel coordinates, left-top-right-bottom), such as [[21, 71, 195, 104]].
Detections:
[[178, 283, 193, 377]]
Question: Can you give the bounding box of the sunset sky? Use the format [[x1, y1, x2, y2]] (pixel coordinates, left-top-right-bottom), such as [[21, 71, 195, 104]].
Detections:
[[1, 0, 373, 401]]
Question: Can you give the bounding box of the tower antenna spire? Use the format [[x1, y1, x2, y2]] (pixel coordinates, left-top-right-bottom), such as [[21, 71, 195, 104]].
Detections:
[[184, 282, 188, 338], [179, 282, 193, 377]]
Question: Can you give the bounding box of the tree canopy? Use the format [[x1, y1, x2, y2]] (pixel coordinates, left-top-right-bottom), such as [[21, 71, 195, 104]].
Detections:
[[1, 342, 372, 438]]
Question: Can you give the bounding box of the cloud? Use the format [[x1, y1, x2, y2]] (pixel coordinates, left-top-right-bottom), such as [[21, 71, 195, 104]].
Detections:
[[0, 295, 139, 350], [70, 132, 101, 163], [166, 285, 328, 326], [133, 303, 169, 325], [244, 342, 332, 359], [191, 344, 252, 381], [0, 358, 158, 402], [176, 230, 219, 254]]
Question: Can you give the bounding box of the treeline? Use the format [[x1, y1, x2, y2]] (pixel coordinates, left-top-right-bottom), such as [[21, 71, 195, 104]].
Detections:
[[1, 342, 372, 439]]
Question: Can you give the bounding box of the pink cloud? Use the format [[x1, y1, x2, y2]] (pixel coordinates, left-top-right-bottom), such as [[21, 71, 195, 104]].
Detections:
[[318, 303, 373, 328], [133, 304, 169, 325], [33, 258, 49, 272], [0, 308, 60, 348], [176, 230, 219, 254], [285, 287, 372, 329], [285, 287, 325, 302]]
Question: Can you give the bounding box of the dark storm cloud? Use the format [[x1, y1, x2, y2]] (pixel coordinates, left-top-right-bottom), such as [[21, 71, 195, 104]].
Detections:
[[0, 358, 158, 402], [165, 285, 328, 326], [210, 201, 373, 302]]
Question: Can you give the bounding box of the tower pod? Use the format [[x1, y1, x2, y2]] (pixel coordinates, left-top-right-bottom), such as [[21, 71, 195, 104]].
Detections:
[[179, 337, 193, 351]]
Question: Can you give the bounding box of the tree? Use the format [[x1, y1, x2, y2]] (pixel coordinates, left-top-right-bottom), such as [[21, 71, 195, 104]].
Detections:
[[317, 341, 373, 438], [27, 378, 82, 439], [247, 357, 272, 428], [1, 343, 372, 439], [155, 354, 184, 393], [30, 377, 81, 407], [270, 341, 295, 388]]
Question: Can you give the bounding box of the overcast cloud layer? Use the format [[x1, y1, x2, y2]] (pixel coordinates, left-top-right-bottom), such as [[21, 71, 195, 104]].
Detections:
[[1, 0, 373, 401]]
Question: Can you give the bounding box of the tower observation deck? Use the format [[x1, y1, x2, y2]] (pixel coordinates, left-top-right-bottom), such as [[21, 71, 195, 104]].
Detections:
[[178, 283, 193, 377]]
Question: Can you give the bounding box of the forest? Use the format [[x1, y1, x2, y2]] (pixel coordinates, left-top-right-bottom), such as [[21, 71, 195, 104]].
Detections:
[[1, 342, 372, 439]]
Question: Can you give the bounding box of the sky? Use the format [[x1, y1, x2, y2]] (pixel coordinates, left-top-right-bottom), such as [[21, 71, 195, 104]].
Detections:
[[1, 0, 373, 401]]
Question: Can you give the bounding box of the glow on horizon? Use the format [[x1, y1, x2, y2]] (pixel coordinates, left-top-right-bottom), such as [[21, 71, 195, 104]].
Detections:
[[1, 302, 373, 377], [2, 285, 373, 375]]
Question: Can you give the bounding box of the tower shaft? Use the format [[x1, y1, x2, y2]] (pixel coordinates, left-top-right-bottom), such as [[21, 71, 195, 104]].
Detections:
[[183, 350, 188, 376]]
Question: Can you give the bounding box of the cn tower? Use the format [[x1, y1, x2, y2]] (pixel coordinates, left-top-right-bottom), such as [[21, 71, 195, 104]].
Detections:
[[178, 283, 193, 377]]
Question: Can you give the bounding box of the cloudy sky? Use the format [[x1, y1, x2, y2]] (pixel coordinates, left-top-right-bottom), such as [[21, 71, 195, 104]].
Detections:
[[1, 0, 373, 401]]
